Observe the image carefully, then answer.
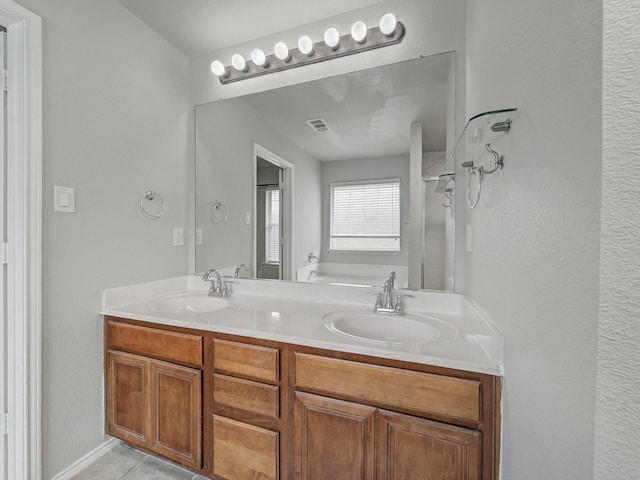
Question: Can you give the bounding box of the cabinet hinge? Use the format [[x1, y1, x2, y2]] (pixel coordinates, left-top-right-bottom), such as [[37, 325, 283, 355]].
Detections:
[[1, 69, 6, 92], [0, 242, 6, 264], [0, 413, 7, 435]]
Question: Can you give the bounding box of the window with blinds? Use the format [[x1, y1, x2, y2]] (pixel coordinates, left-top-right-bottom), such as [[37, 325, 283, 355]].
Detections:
[[265, 188, 280, 263], [330, 179, 401, 252]]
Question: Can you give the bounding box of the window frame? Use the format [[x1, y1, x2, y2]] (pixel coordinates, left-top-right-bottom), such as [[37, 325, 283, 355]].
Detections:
[[329, 178, 401, 253], [264, 187, 280, 265]]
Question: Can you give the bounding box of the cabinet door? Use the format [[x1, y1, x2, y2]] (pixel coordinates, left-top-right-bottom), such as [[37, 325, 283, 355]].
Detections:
[[377, 410, 481, 480], [212, 415, 279, 480], [151, 359, 202, 469], [294, 392, 376, 480], [106, 350, 151, 448]]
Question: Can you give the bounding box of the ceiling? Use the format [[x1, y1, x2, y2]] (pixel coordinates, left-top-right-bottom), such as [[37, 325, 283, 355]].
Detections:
[[115, 0, 386, 58], [207, 54, 451, 162]]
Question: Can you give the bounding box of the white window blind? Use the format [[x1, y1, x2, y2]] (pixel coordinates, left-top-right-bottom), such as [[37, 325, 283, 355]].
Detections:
[[265, 188, 280, 263], [330, 179, 400, 252]]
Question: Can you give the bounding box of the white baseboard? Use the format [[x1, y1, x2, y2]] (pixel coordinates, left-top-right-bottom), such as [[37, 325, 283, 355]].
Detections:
[[50, 437, 121, 480]]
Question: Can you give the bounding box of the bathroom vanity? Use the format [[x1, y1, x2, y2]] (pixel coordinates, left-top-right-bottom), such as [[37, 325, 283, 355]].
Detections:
[[102, 276, 502, 479]]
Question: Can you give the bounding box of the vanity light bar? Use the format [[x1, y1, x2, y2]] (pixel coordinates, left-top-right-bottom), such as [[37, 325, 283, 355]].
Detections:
[[211, 14, 405, 84]]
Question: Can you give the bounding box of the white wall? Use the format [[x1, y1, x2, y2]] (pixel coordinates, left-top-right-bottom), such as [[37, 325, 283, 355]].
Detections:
[[595, 1, 640, 478], [15, 0, 189, 477], [465, 1, 601, 478], [195, 98, 322, 275]]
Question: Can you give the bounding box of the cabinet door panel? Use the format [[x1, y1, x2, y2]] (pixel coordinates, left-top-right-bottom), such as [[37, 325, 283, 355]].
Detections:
[[377, 410, 481, 480], [295, 392, 375, 480], [108, 321, 203, 366], [106, 350, 151, 447], [213, 339, 279, 383], [296, 353, 481, 424], [212, 415, 279, 480], [213, 373, 279, 419], [151, 360, 202, 469]]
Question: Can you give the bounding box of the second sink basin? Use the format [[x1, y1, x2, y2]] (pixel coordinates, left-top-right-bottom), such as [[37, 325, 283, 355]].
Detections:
[[323, 310, 454, 345], [147, 292, 229, 315]]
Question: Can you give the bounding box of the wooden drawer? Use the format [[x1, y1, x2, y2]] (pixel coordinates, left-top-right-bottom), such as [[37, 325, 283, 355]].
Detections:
[[295, 353, 481, 423], [212, 415, 279, 480], [213, 373, 279, 419], [108, 321, 203, 367], [213, 339, 279, 383]]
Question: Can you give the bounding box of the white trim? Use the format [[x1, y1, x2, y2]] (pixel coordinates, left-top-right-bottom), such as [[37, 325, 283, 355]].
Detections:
[[0, 1, 42, 480], [253, 144, 294, 280], [49, 438, 121, 480]]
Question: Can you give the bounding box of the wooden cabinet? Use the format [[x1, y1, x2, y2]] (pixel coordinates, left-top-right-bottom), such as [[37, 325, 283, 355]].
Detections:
[[377, 410, 480, 480], [294, 392, 375, 480], [151, 360, 202, 468], [211, 338, 282, 480], [105, 319, 203, 470], [212, 415, 279, 480], [293, 353, 493, 480], [105, 318, 500, 480], [106, 350, 151, 446]]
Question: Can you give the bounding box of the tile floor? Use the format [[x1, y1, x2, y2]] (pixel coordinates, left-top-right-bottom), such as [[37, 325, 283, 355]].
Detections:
[[71, 443, 208, 480]]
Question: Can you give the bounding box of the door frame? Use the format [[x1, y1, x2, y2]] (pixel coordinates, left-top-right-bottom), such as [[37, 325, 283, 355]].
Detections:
[[0, 2, 42, 480], [253, 144, 293, 280]]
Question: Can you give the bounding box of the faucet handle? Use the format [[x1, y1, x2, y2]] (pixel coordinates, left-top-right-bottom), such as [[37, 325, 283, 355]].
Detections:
[[394, 293, 412, 312], [375, 293, 383, 309]]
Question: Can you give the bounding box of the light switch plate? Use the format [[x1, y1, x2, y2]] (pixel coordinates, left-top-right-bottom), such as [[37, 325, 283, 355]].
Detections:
[[466, 225, 472, 253], [172, 228, 184, 246], [195, 228, 203, 245], [54, 186, 75, 213]]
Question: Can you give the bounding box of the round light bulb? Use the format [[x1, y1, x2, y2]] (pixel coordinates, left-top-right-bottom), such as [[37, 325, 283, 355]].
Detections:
[[251, 48, 267, 67], [379, 13, 397, 36], [324, 27, 340, 49], [274, 41, 290, 61], [210, 60, 226, 77], [350, 20, 367, 43], [298, 35, 314, 56], [231, 54, 247, 72]]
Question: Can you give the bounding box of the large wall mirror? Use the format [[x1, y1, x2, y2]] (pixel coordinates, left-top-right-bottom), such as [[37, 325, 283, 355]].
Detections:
[[195, 52, 456, 291]]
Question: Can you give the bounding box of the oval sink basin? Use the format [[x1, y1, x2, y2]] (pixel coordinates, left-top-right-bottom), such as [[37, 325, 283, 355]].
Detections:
[[323, 310, 451, 345], [147, 292, 229, 315]]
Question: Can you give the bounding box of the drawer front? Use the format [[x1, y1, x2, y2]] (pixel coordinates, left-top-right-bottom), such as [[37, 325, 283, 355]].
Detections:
[[213, 373, 280, 419], [295, 353, 481, 423], [213, 339, 279, 383], [108, 321, 203, 367], [212, 415, 279, 480]]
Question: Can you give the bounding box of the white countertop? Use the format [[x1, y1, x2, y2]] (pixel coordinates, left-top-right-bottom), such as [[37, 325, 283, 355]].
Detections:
[[101, 276, 503, 376]]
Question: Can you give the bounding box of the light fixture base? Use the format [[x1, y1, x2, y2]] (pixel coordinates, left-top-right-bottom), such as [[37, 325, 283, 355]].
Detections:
[[217, 22, 405, 84]]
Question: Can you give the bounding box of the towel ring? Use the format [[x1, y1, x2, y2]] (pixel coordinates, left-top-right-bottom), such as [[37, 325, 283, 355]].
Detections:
[[466, 167, 482, 209], [139, 190, 165, 219], [209, 202, 228, 223]]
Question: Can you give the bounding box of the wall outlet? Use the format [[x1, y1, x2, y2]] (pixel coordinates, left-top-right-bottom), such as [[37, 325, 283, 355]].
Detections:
[[466, 226, 472, 253], [195, 228, 203, 245], [172, 227, 184, 246], [245, 211, 251, 225]]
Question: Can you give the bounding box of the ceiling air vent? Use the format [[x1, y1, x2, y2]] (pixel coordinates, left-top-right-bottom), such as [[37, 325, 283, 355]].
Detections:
[[306, 118, 331, 133]]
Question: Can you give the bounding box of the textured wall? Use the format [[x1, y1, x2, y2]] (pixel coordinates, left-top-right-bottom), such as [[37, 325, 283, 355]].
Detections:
[[595, 1, 640, 478], [15, 0, 189, 477], [465, 1, 601, 478]]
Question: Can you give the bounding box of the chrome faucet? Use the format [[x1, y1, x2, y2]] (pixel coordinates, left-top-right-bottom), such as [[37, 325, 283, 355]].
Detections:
[[234, 263, 248, 278], [373, 271, 409, 315], [202, 268, 228, 297]]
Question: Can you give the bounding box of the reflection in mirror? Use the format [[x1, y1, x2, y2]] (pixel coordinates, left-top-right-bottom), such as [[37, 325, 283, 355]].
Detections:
[[195, 52, 456, 291]]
